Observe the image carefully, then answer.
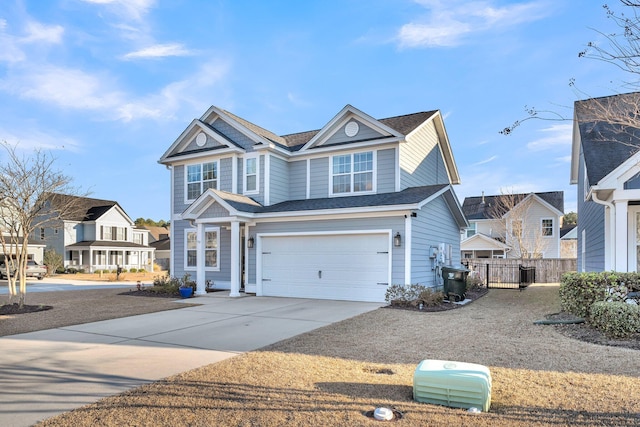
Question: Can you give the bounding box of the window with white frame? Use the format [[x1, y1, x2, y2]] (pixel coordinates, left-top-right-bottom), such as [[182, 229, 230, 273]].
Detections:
[[186, 161, 217, 201], [185, 227, 220, 270], [465, 222, 477, 239], [541, 218, 554, 237], [101, 226, 127, 241], [331, 151, 374, 195], [244, 156, 258, 194]]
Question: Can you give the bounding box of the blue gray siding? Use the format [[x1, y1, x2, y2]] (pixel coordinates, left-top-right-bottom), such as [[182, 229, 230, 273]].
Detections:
[[322, 120, 385, 147], [173, 164, 186, 214], [219, 157, 233, 192], [309, 157, 329, 199], [269, 155, 289, 205], [577, 153, 605, 272], [412, 195, 462, 287], [289, 160, 307, 200], [377, 148, 396, 193]]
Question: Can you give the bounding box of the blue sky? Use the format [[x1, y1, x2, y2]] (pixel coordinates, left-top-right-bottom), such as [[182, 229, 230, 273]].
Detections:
[[0, 0, 631, 220]]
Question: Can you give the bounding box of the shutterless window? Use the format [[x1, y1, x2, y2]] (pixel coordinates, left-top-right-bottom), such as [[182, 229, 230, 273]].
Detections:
[[187, 161, 217, 200], [244, 157, 258, 193], [185, 228, 219, 269], [542, 219, 554, 236], [332, 151, 373, 194]]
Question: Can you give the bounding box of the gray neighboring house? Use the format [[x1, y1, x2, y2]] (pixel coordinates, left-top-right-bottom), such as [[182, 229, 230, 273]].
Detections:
[[159, 104, 468, 302], [570, 91, 640, 272], [37, 194, 155, 272]]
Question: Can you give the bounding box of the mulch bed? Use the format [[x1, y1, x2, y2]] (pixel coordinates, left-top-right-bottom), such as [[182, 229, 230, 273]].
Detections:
[[118, 289, 181, 298], [385, 287, 489, 312], [0, 303, 53, 315]]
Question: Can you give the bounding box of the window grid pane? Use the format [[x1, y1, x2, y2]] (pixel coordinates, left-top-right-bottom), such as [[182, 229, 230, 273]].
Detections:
[[187, 165, 201, 183], [333, 175, 351, 193], [333, 155, 351, 174], [202, 162, 217, 180], [353, 172, 373, 192]]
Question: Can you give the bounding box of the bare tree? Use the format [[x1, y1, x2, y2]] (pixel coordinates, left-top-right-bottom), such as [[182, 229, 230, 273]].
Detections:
[[502, 1, 640, 136], [488, 192, 548, 259], [0, 142, 86, 308]]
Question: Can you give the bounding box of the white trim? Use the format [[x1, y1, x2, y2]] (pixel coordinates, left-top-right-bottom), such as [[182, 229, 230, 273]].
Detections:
[[404, 216, 411, 284], [541, 217, 555, 238], [395, 146, 401, 192], [264, 153, 271, 205], [243, 153, 259, 195], [306, 158, 311, 199], [255, 229, 393, 298], [615, 199, 628, 271], [231, 154, 238, 194], [184, 226, 221, 272], [328, 150, 377, 197]]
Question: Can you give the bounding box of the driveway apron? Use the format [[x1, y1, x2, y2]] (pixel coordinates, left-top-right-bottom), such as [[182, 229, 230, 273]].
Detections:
[[0, 293, 381, 427]]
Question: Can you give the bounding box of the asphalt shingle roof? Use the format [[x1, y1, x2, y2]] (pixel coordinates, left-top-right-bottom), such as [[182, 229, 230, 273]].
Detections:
[[462, 191, 564, 220], [576, 92, 640, 186], [214, 185, 449, 215], [47, 194, 119, 221]]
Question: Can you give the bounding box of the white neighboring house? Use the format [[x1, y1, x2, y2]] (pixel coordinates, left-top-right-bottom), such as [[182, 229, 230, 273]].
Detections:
[[36, 194, 155, 272], [461, 191, 564, 259]]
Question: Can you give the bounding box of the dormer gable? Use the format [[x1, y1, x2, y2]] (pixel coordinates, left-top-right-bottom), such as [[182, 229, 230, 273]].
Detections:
[[298, 105, 404, 152]]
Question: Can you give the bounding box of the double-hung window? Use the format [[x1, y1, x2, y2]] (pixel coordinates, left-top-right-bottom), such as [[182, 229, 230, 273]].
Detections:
[[185, 227, 220, 270], [244, 156, 258, 194], [331, 151, 374, 195], [541, 218, 554, 237], [186, 161, 217, 201]]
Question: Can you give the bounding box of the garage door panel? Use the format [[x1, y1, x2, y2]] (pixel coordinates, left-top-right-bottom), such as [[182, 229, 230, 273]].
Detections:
[[261, 233, 390, 302]]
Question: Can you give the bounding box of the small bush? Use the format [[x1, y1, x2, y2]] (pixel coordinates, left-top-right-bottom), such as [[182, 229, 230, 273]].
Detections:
[[589, 301, 640, 339], [55, 267, 65, 274], [385, 284, 443, 307], [559, 272, 609, 318], [138, 268, 146, 273], [129, 268, 138, 273], [66, 267, 78, 274]]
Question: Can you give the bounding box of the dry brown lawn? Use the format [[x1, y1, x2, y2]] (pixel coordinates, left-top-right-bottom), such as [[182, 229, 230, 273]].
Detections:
[[24, 285, 640, 426]]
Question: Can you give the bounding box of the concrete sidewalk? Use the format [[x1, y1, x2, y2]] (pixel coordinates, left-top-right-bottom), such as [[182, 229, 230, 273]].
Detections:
[[0, 292, 381, 427]]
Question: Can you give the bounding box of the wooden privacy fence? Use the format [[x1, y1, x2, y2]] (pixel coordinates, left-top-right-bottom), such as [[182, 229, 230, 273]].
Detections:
[[461, 258, 577, 284]]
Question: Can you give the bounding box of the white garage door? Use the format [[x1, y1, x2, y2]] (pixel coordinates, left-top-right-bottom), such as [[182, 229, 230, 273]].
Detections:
[[260, 233, 390, 302]]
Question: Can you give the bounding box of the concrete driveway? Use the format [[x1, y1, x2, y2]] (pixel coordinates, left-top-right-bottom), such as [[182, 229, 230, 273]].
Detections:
[[0, 292, 381, 427]]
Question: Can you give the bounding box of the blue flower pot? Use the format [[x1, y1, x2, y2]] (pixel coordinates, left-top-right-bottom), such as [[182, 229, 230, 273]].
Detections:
[[179, 287, 193, 298]]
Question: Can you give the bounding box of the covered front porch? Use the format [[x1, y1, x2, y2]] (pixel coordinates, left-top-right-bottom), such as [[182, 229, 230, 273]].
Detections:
[[461, 233, 509, 259], [65, 241, 154, 272]]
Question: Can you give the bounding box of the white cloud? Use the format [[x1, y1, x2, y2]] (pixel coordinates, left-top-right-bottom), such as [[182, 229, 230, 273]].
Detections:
[[397, 0, 550, 48], [0, 127, 80, 152], [80, 0, 156, 22], [526, 123, 572, 151], [122, 43, 194, 60], [22, 21, 64, 44], [472, 155, 497, 166]]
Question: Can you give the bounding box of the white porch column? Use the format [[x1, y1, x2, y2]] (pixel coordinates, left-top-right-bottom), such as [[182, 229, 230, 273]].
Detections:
[[230, 220, 241, 297], [195, 223, 206, 295], [404, 215, 412, 285], [615, 199, 628, 271]]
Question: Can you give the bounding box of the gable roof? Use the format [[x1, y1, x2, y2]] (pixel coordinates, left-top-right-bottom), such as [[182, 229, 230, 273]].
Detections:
[[159, 105, 441, 162], [462, 191, 564, 220], [571, 92, 640, 186], [461, 233, 510, 250], [47, 194, 121, 222]]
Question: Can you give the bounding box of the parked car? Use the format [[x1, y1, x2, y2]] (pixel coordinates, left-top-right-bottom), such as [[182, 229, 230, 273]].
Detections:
[[0, 260, 47, 280]]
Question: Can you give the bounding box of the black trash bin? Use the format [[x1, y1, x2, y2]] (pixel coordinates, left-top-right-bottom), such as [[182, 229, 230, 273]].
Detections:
[[441, 266, 470, 302]]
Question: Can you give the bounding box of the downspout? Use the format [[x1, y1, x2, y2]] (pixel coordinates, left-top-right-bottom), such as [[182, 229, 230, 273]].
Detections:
[[591, 191, 615, 270]]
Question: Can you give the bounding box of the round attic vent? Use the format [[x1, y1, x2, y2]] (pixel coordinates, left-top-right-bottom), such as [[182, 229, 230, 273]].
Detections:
[[196, 132, 207, 147], [345, 120, 359, 137]]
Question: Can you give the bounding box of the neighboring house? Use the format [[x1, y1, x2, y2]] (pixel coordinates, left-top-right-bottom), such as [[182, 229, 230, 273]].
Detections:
[[570, 91, 640, 272], [143, 225, 170, 243], [150, 237, 170, 271], [560, 225, 577, 259], [461, 191, 564, 259], [36, 194, 155, 272], [159, 104, 468, 302]]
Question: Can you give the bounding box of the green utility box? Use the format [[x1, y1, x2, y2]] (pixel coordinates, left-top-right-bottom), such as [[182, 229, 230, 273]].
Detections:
[[441, 266, 470, 302], [413, 359, 492, 412]]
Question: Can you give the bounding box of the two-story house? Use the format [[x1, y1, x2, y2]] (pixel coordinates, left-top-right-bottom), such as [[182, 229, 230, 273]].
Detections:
[[461, 191, 564, 259], [159, 104, 468, 302], [570, 91, 640, 272], [37, 194, 155, 272]]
